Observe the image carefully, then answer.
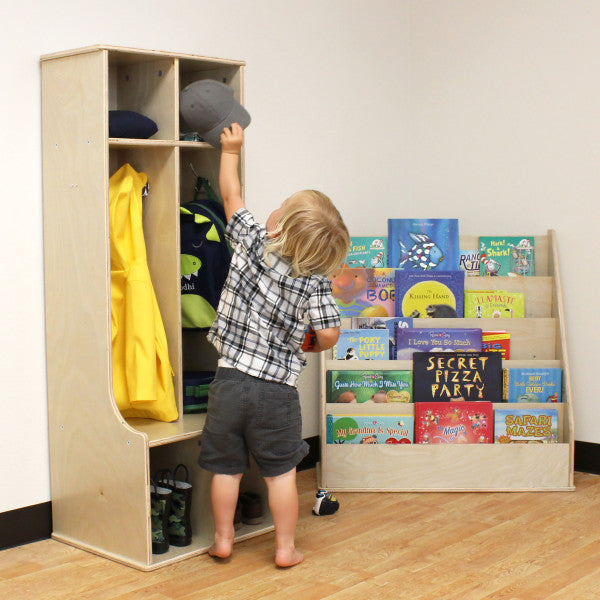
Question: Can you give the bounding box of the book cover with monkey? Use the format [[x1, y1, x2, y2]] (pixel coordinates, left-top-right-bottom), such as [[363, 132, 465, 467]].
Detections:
[[412, 351, 503, 402], [414, 402, 493, 444]]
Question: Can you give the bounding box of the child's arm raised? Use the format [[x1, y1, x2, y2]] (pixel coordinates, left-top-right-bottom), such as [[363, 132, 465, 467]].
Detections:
[[219, 123, 244, 221]]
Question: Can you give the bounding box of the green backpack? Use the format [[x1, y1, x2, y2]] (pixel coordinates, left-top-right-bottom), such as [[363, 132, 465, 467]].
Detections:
[[180, 177, 232, 329]]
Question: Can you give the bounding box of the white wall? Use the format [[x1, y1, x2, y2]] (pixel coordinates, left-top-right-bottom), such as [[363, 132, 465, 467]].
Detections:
[[1, 0, 597, 513]]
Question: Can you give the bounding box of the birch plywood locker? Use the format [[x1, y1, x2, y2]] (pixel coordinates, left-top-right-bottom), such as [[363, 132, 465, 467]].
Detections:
[[41, 45, 273, 570]]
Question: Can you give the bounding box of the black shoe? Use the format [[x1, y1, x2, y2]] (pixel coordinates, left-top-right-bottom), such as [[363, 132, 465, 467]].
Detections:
[[239, 492, 264, 525]]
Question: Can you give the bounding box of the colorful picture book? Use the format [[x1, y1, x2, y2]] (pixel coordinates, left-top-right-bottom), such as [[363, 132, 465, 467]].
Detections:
[[351, 316, 413, 360], [330, 267, 396, 318], [326, 370, 412, 403], [335, 329, 390, 360], [388, 218, 459, 271], [503, 367, 562, 403], [327, 414, 413, 444], [412, 351, 503, 402], [345, 236, 387, 268], [464, 290, 525, 318], [479, 236, 535, 277], [459, 249, 481, 277], [395, 328, 482, 360], [414, 402, 493, 444], [395, 270, 465, 318], [482, 331, 511, 359], [494, 408, 558, 443]]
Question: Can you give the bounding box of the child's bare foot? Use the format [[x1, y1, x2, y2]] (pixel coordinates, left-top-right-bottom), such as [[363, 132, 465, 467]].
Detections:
[[208, 535, 234, 559], [275, 547, 304, 568]]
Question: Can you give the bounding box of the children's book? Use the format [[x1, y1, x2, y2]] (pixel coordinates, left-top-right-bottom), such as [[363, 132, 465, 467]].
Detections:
[[330, 267, 396, 318], [395, 328, 482, 360], [395, 270, 465, 318], [503, 367, 562, 403], [351, 316, 413, 360], [494, 408, 559, 443], [345, 236, 387, 268], [388, 219, 459, 271], [464, 290, 525, 318], [335, 329, 389, 360], [481, 331, 510, 359], [327, 414, 413, 444], [326, 370, 412, 403], [388, 218, 459, 271], [479, 236, 535, 277], [459, 249, 481, 277], [414, 402, 493, 444], [412, 351, 503, 402]]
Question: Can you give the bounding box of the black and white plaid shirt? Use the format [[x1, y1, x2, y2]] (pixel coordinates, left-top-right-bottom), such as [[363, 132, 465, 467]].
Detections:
[[207, 208, 341, 387]]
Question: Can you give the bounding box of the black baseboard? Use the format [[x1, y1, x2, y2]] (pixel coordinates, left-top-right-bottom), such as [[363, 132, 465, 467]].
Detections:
[[1, 438, 596, 551], [574, 441, 600, 475], [0, 501, 52, 551]]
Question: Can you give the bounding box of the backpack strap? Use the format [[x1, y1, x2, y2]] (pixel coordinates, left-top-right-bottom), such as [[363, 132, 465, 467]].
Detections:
[[194, 176, 221, 205]]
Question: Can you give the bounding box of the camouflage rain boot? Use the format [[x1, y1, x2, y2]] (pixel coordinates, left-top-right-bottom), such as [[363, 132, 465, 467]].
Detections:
[[150, 482, 172, 554], [157, 464, 193, 547]]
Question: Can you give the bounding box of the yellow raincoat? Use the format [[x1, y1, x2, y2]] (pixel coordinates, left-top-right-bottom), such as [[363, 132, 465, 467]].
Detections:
[[109, 163, 178, 422]]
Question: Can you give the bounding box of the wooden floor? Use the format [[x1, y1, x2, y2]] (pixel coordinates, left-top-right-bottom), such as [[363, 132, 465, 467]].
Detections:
[[2, 469, 600, 599]]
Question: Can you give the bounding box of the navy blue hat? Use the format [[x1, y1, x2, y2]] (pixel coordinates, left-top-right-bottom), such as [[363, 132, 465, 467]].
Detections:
[[179, 80, 251, 148], [109, 110, 158, 139]]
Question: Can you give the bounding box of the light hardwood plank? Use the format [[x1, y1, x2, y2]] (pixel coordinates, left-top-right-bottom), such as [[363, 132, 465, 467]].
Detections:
[[2, 469, 600, 599]]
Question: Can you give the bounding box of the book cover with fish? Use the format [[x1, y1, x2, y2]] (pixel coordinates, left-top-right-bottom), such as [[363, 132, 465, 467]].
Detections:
[[414, 402, 493, 444], [330, 267, 396, 318], [394, 270, 465, 318], [387, 218, 459, 271], [395, 328, 482, 359], [479, 236, 535, 276], [502, 367, 562, 403], [464, 290, 525, 318], [335, 329, 390, 360], [345, 236, 387, 268], [412, 351, 503, 402], [326, 370, 412, 403], [327, 414, 414, 444], [494, 408, 558, 443], [351, 316, 413, 359]]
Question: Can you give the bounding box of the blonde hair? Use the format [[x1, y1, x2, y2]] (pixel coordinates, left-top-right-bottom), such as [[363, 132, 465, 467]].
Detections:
[[265, 190, 350, 277]]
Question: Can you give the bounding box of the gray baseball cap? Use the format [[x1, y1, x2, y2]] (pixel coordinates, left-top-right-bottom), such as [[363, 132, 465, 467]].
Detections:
[[179, 79, 251, 148]]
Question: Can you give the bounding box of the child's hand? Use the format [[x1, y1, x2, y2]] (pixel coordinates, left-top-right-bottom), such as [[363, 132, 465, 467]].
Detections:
[[221, 123, 244, 155]]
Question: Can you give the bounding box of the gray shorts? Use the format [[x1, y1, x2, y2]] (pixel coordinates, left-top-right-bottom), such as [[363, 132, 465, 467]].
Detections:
[[198, 367, 309, 478]]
